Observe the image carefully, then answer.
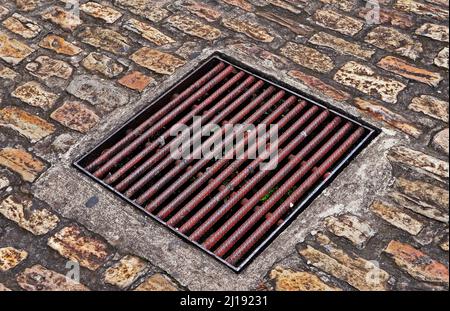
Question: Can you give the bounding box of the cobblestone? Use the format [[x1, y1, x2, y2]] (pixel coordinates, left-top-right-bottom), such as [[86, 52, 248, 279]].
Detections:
[[0, 148, 45, 182], [104, 255, 148, 289], [0, 247, 27, 272], [269, 266, 340, 291], [134, 274, 179, 291]]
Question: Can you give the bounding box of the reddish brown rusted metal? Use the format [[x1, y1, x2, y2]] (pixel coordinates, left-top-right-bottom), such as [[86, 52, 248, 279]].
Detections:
[[94, 65, 237, 179], [85, 62, 227, 172], [225, 127, 365, 265]]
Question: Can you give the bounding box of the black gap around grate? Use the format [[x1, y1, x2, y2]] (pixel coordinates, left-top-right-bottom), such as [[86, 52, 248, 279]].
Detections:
[[74, 52, 379, 273]]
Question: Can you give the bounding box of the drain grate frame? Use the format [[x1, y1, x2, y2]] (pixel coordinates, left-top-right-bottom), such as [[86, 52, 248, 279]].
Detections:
[[74, 52, 379, 273]]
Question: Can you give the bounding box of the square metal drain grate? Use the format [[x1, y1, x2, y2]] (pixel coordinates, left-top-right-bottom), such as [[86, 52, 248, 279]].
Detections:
[[74, 53, 378, 272]]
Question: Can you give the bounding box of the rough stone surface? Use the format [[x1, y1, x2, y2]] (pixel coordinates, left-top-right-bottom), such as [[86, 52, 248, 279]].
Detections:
[[78, 27, 130, 55], [434, 48, 449, 69], [81, 52, 123, 78], [378, 56, 443, 87], [309, 32, 375, 60], [26, 56, 73, 81], [325, 214, 376, 248], [0, 107, 55, 142], [0, 195, 59, 235], [432, 129, 449, 155], [12, 82, 59, 110], [0, 148, 45, 182], [50, 101, 100, 133], [384, 241, 449, 284], [0, 247, 28, 272], [281, 42, 334, 73], [415, 23, 449, 42], [0, 175, 9, 190], [168, 15, 221, 41], [313, 9, 364, 36], [394, 177, 449, 210], [0, 31, 35, 65], [395, 0, 449, 21], [66, 75, 129, 111], [2, 13, 41, 39], [298, 234, 390, 291], [0, 283, 11, 291], [222, 17, 273, 42], [118, 71, 153, 92], [353, 98, 422, 138], [42, 6, 82, 31], [269, 266, 340, 291], [104, 255, 148, 289], [334, 62, 406, 104], [388, 146, 449, 180], [371, 200, 423, 235], [134, 274, 179, 291], [130, 47, 186, 75], [409, 95, 449, 123], [365, 26, 423, 60], [80, 2, 122, 24], [17, 265, 90, 291], [115, 0, 169, 22], [47, 225, 109, 271], [124, 19, 175, 46], [39, 35, 82, 56]]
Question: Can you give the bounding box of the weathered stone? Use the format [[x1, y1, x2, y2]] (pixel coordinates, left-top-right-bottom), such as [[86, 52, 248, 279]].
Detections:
[[0, 174, 9, 189], [0, 5, 8, 19], [324, 214, 376, 247], [2, 13, 41, 39], [48, 225, 109, 271], [365, 27, 422, 60], [118, 71, 153, 92], [26, 56, 73, 81], [180, 1, 222, 22], [131, 47, 186, 75], [223, 0, 253, 11], [66, 75, 129, 111], [115, 0, 169, 22], [385, 240, 449, 284], [266, 0, 302, 13], [0, 31, 35, 65], [390, 192, 448, 223], [39, 35, 82, 56], [416, 23, 449, 42], [0, 283, 11, 291], [440, 238, 449, 252], [388, 146, 449, 179], [78, 27, 130, 55], [223, 17, 273, 42], [15, 0, 38, 12], [395, 177, 449, 210], [256, 11, 313, 36], [80, 2, 122, 24], [313, 9, 364, 36], [310, 32, 375, 60], [334, 62, 406, 104], [269, 266, 340, 291], [425, 0, 449, 6], [358, 8, 414, 29], [298, 234, 390, 291], [0, 195, 59, 235], [134, 274, 179, 291], [124, 19, 175, 46], [51, 101, 100, 133], [409, 95, 448, 122], [0, 148, 45, 182], [371, 200, 423, 235], [104, 255, 148, 289], [0, 106, 55, 142], [378, 56, 442, 87], [42, 6, 82, 31], [395, 0, 448, 21], [81, 52, 123, 78], [434, 47, 449, 69], [288, 70, 349, 102], [12, 81, 59, 110], [281, 42, 334, 73], [353, 98, 422, 138], [168, 15, 221, 41], [17, 265, 89, 291], [231, 43, 288, 71], [433, 128, 449, 154], [0, 247, 27, 271], [319, 0, 355, 11], [0, 64, 18, 81]]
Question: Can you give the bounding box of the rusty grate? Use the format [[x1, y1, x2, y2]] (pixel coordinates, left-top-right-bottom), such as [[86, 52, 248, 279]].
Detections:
[[74, 53, 378, 272]]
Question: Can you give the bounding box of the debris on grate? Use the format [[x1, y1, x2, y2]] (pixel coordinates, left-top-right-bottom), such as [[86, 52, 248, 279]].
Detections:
[[74, 53, 378, 272]]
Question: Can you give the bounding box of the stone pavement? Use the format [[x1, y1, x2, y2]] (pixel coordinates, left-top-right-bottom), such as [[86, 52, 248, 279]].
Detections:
[[0, 0, 448, 291]]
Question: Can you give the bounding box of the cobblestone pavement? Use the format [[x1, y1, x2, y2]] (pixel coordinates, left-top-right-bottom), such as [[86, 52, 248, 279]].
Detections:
[[0, 0, 448, 291]]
